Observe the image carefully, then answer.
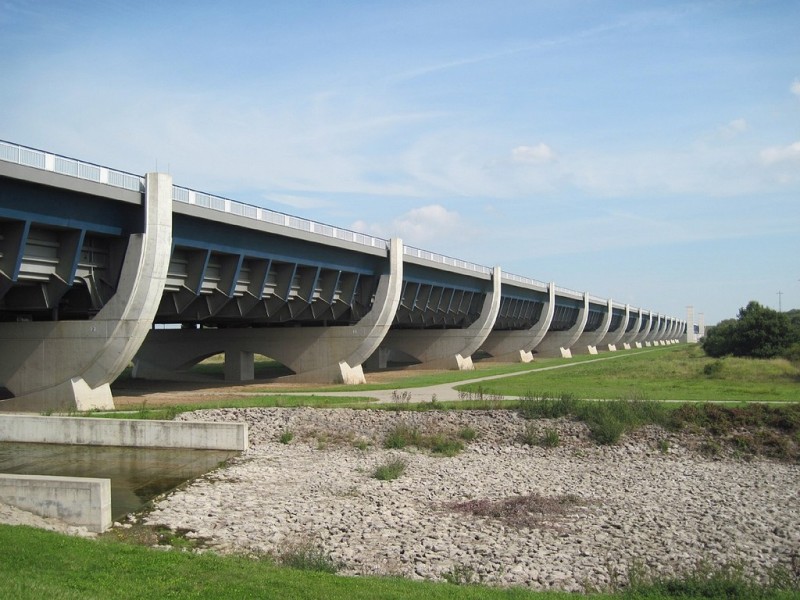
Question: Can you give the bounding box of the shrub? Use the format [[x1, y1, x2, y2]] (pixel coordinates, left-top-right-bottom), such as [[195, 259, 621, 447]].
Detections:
[[372, 458, 407, 481], [540, 428, 561, 448], [384, 424, 420, 449], [458, 426, 477, 441], [277, 542, 341, 573], [428, 435, 464, 457], [278, 429, 293, 444], [518, 392, 579, 419]]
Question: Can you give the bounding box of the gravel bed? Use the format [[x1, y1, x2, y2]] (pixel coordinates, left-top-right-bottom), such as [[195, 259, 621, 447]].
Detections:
[[140, 407, 800, 592]]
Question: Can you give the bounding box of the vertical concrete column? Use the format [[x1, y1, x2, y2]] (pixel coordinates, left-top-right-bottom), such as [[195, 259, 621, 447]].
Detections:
[[0, 173, 172, 412], [698, 313, 705, 340], [687, 308, 697, 342]]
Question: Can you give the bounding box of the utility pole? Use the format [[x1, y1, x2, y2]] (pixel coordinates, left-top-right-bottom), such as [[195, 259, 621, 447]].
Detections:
[[777, 290, 783, 312]]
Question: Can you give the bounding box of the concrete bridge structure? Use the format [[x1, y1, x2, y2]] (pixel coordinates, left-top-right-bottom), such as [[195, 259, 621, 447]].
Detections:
[[0, 141, 692, 412]]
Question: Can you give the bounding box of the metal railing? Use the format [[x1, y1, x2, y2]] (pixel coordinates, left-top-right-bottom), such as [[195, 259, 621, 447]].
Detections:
[[0, 140, 144, 192], [403, 245, 492, 276], [501, 272, 548, 289], [171, 184, 388, 250], [554, 285, 583, 297]]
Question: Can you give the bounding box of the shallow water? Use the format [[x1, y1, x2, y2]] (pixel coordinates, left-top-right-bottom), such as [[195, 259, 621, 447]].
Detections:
[[0, 442, 237, 520]]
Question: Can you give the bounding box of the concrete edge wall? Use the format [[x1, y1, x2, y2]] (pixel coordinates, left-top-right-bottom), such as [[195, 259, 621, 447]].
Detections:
[[0, 415, 248, 451], [0, 473, 111, 532]]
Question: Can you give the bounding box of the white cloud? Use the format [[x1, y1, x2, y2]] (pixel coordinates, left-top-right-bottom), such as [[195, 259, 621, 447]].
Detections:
[[760, 141, 800, 165], [511, 143, 556, 164], [718, 118, 747, 139], [791, 79, 800, 98], [351, 204, 463, 246]]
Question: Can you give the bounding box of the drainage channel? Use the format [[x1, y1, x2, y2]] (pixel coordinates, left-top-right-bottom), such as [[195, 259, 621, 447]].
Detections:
[[0, 442, 237, 521]]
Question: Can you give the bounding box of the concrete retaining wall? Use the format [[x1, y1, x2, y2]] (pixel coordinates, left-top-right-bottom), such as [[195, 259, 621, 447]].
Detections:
[[0, 474, 111, 532], [0, 415, 248, 451]]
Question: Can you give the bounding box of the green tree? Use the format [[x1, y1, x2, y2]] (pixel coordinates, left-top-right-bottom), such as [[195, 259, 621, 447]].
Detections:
[[703, 301, 798, 358]]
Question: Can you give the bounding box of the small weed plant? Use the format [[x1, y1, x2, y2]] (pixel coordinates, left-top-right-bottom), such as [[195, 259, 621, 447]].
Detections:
[[276, 542, 341, 574], [383, 423, 469, 456], [458, 426, 477, 441], [278, 429, 294, 444], [372, 458, 407, 481]]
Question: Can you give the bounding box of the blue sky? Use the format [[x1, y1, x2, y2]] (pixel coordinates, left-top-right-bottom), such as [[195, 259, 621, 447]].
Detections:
[[2, 0, 798, 324]]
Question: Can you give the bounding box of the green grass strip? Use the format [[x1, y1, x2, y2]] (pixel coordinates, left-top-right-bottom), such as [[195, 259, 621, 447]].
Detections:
[[0, 525, 595, 600]]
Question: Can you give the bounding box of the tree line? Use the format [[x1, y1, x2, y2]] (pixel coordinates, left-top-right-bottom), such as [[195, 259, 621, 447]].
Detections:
[[702, 301, 800, 360]]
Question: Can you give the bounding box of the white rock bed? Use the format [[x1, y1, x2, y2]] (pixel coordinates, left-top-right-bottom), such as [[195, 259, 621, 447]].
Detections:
[[143, 408, 800, 592]]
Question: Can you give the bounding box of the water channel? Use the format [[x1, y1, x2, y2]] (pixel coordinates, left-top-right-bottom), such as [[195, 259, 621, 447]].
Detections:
[[0, 442, 238, 521]]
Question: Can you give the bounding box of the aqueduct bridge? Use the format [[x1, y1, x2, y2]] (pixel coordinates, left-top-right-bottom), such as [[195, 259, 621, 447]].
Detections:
[[0, 141, 691, 411]]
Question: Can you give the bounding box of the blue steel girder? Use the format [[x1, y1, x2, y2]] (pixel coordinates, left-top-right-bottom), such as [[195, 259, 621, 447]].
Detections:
[[494, 296, 545, 330], [152, 214, 384, 326], [549, 296, 582, 332], [582, 303, 607, 333], [608, 308, 625, 333], [0, 174, 144, 320]]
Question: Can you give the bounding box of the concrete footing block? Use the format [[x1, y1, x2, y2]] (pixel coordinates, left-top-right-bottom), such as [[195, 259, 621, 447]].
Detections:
[[623, 343, 631, 350], [607, 344, 617, 352], [560, 348, 572, 358], [0, 474, 111, 532]]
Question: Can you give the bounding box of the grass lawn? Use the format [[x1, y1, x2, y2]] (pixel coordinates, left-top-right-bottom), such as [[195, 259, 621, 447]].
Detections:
[[0, 525, 596, 600], [456, 345, 800, 403]]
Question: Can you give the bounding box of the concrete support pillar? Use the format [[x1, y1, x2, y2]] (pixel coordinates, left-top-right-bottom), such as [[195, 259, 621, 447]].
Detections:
[[225, 350, 254, 382], [379, 266, 502, 370], [698, 313, 705, 340], [133, 238, 404, 385], [618, 309, 641, 349], [633, 311, 653, 348], [685, 307, 696, 343], [481, 283, 556, 362], [600, 304, 630, 351], [535, 292, 589, 358], [0, 173, 173, 412], [573, 298, 613, 355]]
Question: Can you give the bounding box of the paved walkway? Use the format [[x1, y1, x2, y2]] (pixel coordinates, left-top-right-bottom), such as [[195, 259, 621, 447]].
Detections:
[[249, 350, 660, 404]]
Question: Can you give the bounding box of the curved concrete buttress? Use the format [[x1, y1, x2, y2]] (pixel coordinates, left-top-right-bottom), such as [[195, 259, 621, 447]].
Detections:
[[618, 308, 641, 349], [646, 314, 664, 345], [573, 298, 613, 355], [132, 238, 404, 385], [0, 173, 172, 411], [599, 303, 630, 351], [380, 266, 502, 371], [535, 292, 590, 358], [633, 311, 653, 347], [481, 283, 556, 363]]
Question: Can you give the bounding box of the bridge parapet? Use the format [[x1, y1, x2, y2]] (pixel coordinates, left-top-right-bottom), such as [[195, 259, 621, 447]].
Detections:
[[0, 140, 143, 192]]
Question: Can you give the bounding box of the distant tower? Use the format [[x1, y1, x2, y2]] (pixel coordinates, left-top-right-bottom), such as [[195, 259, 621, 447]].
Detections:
[[686, 306, 696, 343], [698, 313, 705, 340]]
